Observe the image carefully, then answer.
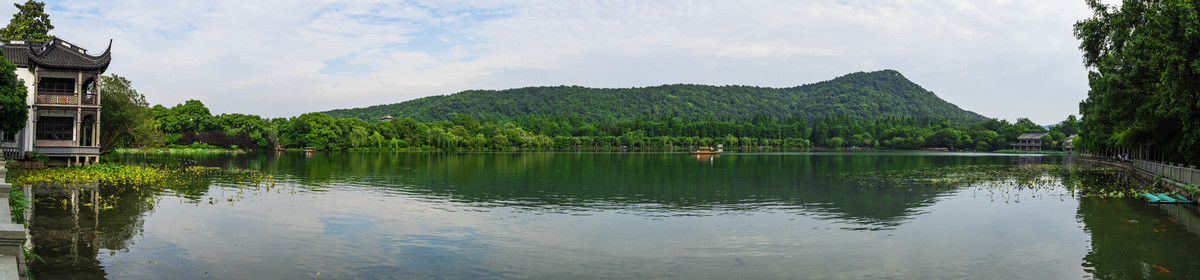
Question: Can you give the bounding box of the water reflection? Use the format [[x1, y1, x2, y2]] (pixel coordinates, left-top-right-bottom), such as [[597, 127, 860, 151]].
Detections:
[[27, 182, 105, 279], [21, 151, 1198, 279], [125, 151, 1014, 227], [690, 153, 719, 164]]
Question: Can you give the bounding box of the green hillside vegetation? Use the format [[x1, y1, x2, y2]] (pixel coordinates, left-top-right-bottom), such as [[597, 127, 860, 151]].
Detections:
[[322, 70, 986, 124], [102, 70, 1079, 153], [135, 98, 1075, 153]]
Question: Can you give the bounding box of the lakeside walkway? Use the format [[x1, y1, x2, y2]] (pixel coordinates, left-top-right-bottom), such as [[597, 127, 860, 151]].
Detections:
[[0, 160, 27, 279], [1077, 155, 1200, 202]]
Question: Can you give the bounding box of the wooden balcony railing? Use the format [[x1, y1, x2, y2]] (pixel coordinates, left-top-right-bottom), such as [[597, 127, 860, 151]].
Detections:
[[35, 91, 98, 106], [82, 93, 98, 105], [36, 94, 77, 105]]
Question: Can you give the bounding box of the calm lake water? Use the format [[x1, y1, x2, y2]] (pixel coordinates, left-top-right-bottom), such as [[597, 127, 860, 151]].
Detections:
[[27, 151, 1200, 279]]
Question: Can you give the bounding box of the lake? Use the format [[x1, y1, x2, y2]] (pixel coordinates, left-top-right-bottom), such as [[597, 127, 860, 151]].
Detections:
[[27, 151, 1200, 279]]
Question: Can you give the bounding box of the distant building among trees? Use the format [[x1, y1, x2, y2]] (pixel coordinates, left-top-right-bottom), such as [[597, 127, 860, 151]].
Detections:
[[1010, 131, 1050, 151]]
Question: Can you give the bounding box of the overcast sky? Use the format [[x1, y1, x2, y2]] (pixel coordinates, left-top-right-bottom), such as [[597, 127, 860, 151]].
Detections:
[[28, 0, 1093, 125]]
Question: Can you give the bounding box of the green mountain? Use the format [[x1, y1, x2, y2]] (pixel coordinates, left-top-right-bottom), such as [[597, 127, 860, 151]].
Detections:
[[321, 70, 987, 123]]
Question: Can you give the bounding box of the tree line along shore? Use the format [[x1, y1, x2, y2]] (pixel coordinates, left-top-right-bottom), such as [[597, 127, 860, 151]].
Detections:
[[104, 85, 1078, 153]]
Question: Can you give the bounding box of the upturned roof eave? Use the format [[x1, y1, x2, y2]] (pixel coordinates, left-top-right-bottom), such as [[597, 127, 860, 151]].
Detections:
[[21, 37, 112, 71]]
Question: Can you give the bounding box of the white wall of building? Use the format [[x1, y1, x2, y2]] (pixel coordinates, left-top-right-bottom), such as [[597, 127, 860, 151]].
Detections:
[[15, 66, 35, 152]]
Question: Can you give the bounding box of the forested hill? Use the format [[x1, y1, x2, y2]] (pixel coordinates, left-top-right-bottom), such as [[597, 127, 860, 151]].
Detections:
[[321, 70, 987, 123]]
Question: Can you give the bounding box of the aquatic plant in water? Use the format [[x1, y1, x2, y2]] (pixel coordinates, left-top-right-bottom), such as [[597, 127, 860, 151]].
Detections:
[[8, 164, 168, 186], [9, 163, 271, 211], [7, 164, 264, 186]]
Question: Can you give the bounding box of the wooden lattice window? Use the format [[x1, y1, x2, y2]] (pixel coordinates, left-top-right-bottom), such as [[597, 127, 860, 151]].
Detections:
[[38, 77, 75, 94], [36, 116, 73, 140]]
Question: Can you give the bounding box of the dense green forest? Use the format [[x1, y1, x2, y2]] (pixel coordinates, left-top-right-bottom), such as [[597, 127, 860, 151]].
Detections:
[[89, 67, 1077, 153], [128, 97, 1076, 153], [322, 70, 987, 124], [1074, 0, 1200, 165]]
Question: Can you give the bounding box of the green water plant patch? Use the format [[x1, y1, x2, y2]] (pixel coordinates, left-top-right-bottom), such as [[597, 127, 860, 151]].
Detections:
[[7, 163, 264, 187]]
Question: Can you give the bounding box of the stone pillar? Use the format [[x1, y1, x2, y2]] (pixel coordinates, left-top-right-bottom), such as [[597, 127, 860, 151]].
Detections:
[[75, 107, 82, 144], [29, 112, 36, 148], [93, 110, 101, 147], [95, 73, 102, 152], [95, 73, 102, 107], [76, 72, 82, 102]]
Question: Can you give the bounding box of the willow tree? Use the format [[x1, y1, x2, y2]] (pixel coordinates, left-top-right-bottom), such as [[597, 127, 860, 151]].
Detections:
[[1074, 0, 1200, 164]]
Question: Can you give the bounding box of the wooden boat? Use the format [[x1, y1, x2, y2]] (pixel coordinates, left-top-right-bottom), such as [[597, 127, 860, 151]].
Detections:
[[690, 146, 722, 154]]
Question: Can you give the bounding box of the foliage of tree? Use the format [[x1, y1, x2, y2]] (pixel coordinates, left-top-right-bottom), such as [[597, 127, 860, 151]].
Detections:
[[322, 70, 987, 124], [137, 91, 1076, 152], [99, 74, 163, 152], [1053, 115, 1080, 136], [1014, 118, 1042, 131], [151, 99, 219, 134], [0, 48, 26, 136], [0, 0, 52, 41], [1075, 0, 1200, 164], [153, 100, 1062, 152]]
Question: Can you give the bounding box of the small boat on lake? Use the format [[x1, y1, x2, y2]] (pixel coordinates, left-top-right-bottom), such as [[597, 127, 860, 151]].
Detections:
[[691, 146, 722, 154]]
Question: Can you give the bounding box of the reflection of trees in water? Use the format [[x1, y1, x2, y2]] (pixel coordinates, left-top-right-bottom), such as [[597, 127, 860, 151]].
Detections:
[[207, 152, 1017, 228], [35, 151, 1071, 278], [117, 152, 1045, 229], [1063, 158, 1200, 278]]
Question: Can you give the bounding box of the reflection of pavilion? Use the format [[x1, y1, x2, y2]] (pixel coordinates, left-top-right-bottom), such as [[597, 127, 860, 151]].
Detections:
[[26, 181, 104, 277]]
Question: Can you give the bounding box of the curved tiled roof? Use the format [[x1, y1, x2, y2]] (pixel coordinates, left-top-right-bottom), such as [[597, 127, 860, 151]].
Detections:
[[1016, 131, 1050, 140], [1, 37, 110, 71], [1, 43, 32, 67]]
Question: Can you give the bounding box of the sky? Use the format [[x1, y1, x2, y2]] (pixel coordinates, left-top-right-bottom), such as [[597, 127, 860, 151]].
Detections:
[[26, 0, 1094, 125]]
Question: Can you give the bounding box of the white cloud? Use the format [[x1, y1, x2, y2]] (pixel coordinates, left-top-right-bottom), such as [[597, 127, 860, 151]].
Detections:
[[29, 0, 1092, 124]]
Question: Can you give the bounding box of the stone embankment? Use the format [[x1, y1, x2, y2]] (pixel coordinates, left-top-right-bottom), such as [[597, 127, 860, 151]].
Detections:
[[0, 160, 27, 279]]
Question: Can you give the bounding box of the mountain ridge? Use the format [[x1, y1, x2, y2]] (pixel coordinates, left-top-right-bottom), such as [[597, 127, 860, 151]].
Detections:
[[321, 69, 987, 123]]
